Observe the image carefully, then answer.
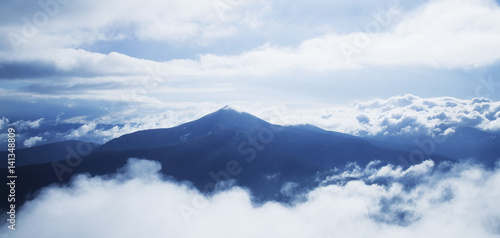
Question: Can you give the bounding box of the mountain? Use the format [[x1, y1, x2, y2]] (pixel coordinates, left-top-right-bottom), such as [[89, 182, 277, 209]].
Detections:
[[0, 140, 100, 168], [366, 126, 500, 167], [0, 107, 453, 211], [95, 106, 271, 152], [434, 127, 500, 166]]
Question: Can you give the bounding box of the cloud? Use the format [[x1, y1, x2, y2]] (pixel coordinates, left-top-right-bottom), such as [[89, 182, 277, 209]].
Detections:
[[56, 105, 220, 143], [1, 158, 499, 237], [1, 0, 499, 110], [248, 94, 500, 137], [1, 0, 499, 84], [0, 117, 8, 130], [322, 159, 435, 184], [191, 0, 500, 71], [23, 136, 44, 147], [11, 118, 44, 130], [0, 0, 268, 51]]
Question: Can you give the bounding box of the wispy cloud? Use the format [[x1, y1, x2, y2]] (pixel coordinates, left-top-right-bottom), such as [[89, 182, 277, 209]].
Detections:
[[23, 136, 44, 147]]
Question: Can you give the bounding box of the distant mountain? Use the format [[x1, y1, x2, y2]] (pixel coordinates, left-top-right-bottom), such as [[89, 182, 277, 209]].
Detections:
[[0, 140, 100, 168], [0, 107, 453, 211], [366, 126, 500, 167], [435, 127, 500, 165], [0, 123, 118, 150]]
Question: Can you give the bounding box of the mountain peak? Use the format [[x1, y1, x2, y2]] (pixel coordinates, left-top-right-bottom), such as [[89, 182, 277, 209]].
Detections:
[[201, 106, 268, 129], [206, 105, 246, 118], [216, 105, 240, 113], [97, 107, 271, 152]]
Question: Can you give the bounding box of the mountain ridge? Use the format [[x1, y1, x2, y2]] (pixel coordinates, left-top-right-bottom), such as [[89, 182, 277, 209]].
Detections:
[[0, 107, 455, 210]]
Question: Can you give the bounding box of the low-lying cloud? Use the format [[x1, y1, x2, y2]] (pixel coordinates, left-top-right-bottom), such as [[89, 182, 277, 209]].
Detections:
[[22, 136, 44, 147], [1, 158, 499, 238]]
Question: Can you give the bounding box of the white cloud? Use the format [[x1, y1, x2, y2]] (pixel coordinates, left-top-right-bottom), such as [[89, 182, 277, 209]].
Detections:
[[1, 0, 268, 51], [62, 123, 96, 140], [23, 136, 44, 147], [25, 118, 43, 129], [1, 158, 499, 237], [153, 0, 500, 72], [245, 94, 500, 137], [57, 104, 221, 143], [11, 118, 44, 130], [280, 182, 299, 197], [2, 0, 500, 83], [197, 0, 500, 71], [0, 117, 8, 130], [323, 159, 435, 184]]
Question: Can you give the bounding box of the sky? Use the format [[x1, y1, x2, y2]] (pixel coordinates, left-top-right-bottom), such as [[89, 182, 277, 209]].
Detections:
[[1, 0, 500, 146]]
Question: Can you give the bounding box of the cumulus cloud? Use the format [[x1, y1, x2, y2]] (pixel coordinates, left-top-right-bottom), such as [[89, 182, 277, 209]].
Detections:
[[1, 158, 499, 237], [22, 136, 44, 147], [248, 94, 500, 137], [11, 118, 44, 130]]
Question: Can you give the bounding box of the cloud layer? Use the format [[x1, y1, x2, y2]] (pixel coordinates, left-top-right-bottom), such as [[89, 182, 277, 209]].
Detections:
[[254, 94, 500, 137], [1, 158, 499, 237], [2, 0, 500, 75], [1, 0, 267, 50], [1, 95, 499, 149]]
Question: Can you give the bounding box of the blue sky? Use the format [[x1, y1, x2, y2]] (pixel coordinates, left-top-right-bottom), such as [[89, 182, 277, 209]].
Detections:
[[1, 0, 500, 145]]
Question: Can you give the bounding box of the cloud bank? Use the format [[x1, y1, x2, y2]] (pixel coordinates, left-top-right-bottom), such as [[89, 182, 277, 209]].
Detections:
[[1, 95, 499, 149], [1, 0, 267, 50], [2, 0, 500, 80], [1, 158, 499, 237], [166, 0, 500, 74], [255, 94, 500, 137]]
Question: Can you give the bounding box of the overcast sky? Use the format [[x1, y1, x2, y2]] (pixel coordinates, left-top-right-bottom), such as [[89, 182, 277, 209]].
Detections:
[[1, 0, 500, 140]]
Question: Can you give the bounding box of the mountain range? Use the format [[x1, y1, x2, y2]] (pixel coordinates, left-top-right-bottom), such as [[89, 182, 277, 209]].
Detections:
[[1, 107, 498, 211]]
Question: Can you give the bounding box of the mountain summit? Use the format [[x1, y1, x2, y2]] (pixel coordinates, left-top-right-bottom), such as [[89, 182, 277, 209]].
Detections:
[[97, 107, 272, 152], [1, 108, 453, 209]]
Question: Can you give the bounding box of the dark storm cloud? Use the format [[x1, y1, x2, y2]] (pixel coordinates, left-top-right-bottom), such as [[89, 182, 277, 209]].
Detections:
[[0, 61, 59, 79], [19, 82, 122, 94], [0, 61, 101, 79]]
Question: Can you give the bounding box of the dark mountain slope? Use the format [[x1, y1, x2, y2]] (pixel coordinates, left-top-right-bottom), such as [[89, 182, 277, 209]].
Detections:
[[0, 140, 100, 168], [96, 107, 271, 152], [0, 108, 452, 210]]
